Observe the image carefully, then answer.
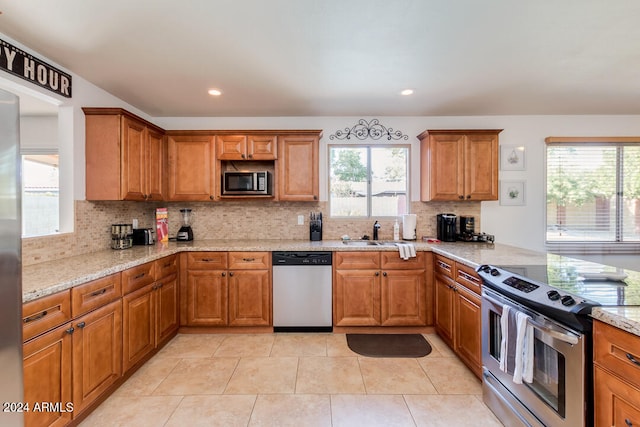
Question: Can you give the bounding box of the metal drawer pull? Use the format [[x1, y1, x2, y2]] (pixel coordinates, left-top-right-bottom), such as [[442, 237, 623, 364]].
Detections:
[[437, 261, 451, 271], [24, 310, 48, 323], [242, 257, 256, 262], [201, 258, 213, 262], [134, 273, 145, 279], [626, 352, 640, 367], [459, 271, 479, 283], [626, 419, 633, 427], [76, 321, 86, 328], [90, 288, 107, 297]]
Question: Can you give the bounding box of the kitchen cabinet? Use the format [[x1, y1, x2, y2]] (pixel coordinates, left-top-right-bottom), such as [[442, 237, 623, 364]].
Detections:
[[122, 256, 178, 373], [433, 254, 482, 378], [167, 133, 216, 201], [216, 134, 277, 160], [333, 251, 427, 327], [185, 252, 229, 326], [185, 251, 271, 326], [22, 291, 73, 427], [594, 320, 640, 426], [84, 108, 166, 201], [419, 129, 502, 201], [71, 299, 122, 414], [277, 133, 320, 201]]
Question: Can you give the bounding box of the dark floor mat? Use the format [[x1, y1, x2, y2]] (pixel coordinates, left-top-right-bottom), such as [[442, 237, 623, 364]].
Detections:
[[346, 334, 432, 358]]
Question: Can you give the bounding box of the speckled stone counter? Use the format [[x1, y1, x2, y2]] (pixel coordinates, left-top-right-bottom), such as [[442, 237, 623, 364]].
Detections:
[[591, 307, 640, 337], [24, 239, 640, 334], [23, 239, 548, 303]]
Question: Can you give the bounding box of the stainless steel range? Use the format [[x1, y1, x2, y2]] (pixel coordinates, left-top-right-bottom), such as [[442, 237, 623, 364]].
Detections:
[[476, 264, 604, 427]]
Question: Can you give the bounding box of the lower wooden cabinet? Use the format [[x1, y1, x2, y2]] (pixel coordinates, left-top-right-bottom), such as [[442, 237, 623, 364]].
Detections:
[[23, 322, 73, 427], [72, 300, 122, 414], [185, 251, 271, 327], [333, 251, 427, 327], [433, 255, 482, 378], [594, 320, 640, 426], [122, 273, 178, 373]]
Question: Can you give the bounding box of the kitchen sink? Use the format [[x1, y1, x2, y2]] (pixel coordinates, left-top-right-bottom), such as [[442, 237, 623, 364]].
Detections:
[[342, 240, 398, 246]]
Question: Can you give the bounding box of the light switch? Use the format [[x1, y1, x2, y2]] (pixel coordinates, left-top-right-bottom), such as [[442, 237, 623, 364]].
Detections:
[[297, 215, 304, 225]]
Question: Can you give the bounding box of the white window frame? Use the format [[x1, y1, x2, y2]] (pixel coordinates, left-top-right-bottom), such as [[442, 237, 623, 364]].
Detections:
[[544, 136, 640, 254], [328, 143, 411, 218]]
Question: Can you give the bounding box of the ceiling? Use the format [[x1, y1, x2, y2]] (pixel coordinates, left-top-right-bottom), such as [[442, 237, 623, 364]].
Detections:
[[1, 0, 640, 117]]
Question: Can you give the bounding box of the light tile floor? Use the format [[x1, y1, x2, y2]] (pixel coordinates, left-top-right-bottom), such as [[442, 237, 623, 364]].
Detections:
[[79, 333, 503, 426]]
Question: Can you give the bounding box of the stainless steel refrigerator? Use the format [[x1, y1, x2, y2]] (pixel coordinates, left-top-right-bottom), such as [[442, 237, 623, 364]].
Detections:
[[0, 88, 24, 426]]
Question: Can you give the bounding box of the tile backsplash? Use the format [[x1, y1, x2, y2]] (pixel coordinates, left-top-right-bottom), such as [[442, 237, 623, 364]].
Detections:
[[22, 200, 480, 266]]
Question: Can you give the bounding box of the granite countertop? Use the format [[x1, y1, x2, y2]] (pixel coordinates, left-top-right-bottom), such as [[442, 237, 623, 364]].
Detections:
[[22, 239, 640, 336]]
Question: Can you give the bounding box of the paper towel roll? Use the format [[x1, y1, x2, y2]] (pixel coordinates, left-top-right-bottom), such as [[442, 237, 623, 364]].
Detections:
[[402, 214, 417, 240]]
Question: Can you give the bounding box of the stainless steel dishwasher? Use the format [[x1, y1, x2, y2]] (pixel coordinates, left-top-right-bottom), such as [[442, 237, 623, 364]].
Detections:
[[272, 251, 332, 332]]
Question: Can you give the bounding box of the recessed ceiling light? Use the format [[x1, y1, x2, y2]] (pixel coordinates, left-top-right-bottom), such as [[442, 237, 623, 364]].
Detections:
[[208, 88, 222, 96], [400, 89, 414, 96]]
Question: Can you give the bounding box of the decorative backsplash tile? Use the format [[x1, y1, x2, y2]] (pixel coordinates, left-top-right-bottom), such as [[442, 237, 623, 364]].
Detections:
[[22, 200, 480, 266]]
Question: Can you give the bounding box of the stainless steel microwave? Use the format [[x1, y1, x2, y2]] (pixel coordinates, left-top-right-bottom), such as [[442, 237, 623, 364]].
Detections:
[[222, 171, 271, 195]]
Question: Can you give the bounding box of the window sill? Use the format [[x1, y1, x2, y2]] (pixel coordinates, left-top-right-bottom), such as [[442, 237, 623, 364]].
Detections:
[[545, 242, 640, 255]]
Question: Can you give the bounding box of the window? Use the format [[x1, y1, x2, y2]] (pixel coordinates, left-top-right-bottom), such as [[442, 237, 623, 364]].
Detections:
[[22, 153, 59, 237], [329, 145, 409, 217], [545, 138, 640, 249]]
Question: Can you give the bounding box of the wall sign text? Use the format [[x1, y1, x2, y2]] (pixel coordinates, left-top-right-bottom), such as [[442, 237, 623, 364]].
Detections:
[[0, 38, 72, 98]]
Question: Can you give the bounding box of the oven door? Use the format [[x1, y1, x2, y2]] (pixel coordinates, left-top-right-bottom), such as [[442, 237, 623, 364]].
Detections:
[[481, 287, 587, 427]]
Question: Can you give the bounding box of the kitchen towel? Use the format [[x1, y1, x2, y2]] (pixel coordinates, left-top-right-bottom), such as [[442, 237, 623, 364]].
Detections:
[[499, 304, 534, 384], [395, 243, 416, 260]]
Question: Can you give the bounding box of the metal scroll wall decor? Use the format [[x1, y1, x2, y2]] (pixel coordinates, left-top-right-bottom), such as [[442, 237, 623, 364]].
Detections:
[[329, 119, 408, 141]]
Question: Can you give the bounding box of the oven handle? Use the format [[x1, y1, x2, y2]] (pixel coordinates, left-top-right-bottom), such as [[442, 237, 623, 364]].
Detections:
[[482, 291, 580, 346]]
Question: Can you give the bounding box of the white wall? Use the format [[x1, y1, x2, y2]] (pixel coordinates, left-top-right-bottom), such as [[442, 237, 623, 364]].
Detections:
[[4, 31, 640, 258]]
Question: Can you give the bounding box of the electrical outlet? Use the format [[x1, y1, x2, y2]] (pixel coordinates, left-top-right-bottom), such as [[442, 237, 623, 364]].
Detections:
[[132, 218, 139, 229], [297, 215, 304, 225]]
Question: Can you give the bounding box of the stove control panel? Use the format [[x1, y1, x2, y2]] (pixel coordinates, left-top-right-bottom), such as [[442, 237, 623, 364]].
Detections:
[[476, 264, 598, 315]]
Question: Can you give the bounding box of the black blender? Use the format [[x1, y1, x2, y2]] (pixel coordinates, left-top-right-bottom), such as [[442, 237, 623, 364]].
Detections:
[[177, 208, 194, 241]]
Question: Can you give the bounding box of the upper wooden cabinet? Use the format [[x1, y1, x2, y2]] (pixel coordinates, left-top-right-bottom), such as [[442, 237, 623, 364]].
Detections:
[[418, 129, 502, 201], [216, 134, 277, 160], [84, 108, 166, 201], [167, 134, 216, 201], [277, 133, 320, 201]]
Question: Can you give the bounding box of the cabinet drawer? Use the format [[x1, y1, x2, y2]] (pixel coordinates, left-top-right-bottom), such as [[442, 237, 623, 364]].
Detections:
[[380, 251, 424, 270], [187, 252, 228, 270], [334, 251, 380, 269], [23, 290, 72, 342], [228, 252, 270, 270], [455, 262, 481, 295], [71, 273, 122, 317], [434, 254, 454, 278], [155, 254, 178, 279], [594, 321, 640, 389], [594, 365, 640, 427], [122, 262, 156, 294]]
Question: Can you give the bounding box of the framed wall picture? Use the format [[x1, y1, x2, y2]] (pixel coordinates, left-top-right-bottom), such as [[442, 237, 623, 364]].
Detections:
[[500, 180, 526, 206], [500, 145, 526, 171]]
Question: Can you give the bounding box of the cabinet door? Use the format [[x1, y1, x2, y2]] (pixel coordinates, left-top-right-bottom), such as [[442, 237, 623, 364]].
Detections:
[[427, 133, 464, 201], [147, 128, 165, 201], [464, 133, 498, 200], [156, 274, 179, 345], [454, 284, 482, 378], [228, 270, 271, 326], [23, 323, 73, 427], [72, 300, 122, 414], [167, 135, 216, 201], [121, 116, 147, 201], [248, 135, 277, 160], [122, 284, 155, 373], [381, 269, 427, 326], [216, 135, 247, 160], [333, 269, 381, 326], [186, 270, 228, 325], [434, 274, 455, 347], [277, 135, 319, 201], [594, 365, 640, 427]]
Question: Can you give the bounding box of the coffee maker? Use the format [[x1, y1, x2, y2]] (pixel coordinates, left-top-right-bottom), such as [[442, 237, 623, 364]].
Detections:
[[436, 213, 457, 242]]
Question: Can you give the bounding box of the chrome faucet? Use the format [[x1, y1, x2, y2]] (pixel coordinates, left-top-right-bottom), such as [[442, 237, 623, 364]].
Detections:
[[373, 221, 381, 240]]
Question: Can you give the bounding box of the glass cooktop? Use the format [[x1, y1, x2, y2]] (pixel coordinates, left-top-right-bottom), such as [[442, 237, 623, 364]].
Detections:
[[498, 257, 640, 306]]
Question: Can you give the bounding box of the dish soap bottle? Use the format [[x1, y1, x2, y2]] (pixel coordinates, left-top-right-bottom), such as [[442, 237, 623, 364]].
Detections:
[[393, 218, 400, 241]]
